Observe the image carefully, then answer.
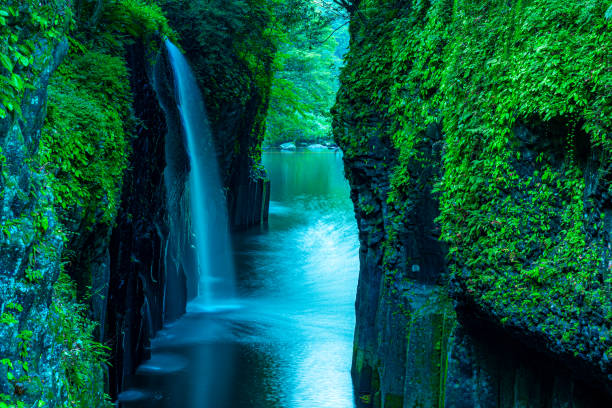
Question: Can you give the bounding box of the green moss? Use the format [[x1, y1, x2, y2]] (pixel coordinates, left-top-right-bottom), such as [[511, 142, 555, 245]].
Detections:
[[111, 0, 176, 41], [0, 1, 70, 120], [39, 50, 131, 226], [403, 288, 456, 406], [335, 0, 612, 377], [384, 393, 404, 408], [436, 0, 611, 359]]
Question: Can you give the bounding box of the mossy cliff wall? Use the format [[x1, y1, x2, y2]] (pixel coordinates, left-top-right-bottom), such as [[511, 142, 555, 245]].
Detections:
[[0, 0, 273, 406], [0, 3, 109, 407], [333, 0, 611, 406]]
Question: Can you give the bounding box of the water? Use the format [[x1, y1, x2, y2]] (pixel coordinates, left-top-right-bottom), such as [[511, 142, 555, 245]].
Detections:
[[165, 41, 235, 306], [121, 150, 359, 408]]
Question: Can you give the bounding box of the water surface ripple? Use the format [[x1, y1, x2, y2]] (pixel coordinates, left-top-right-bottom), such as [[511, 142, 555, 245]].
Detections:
[[121, 150, 359, 408]]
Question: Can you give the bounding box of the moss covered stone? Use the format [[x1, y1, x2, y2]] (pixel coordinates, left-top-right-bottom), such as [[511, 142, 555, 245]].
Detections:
[[335, 0, 612, 399]]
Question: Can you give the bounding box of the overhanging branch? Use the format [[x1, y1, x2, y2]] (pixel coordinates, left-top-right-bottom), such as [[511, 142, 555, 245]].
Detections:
[[331, 0, 361, 14]]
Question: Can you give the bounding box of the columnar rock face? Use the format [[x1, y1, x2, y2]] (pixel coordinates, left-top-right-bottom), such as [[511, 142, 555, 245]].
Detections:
[[99, 28, 275, 395], [334, 0, 611, 406], [103, 42, 180, 397]]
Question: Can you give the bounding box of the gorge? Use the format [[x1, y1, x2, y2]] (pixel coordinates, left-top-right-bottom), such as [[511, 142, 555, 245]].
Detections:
[[0, 1, 611, 408]]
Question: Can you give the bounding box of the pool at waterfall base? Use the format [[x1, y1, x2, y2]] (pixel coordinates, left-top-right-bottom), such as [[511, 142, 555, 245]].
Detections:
[[120, 150, 359, 408]]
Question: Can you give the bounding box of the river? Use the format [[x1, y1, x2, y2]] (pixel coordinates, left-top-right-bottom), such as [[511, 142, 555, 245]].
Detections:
[[121, 150, 359, 408]]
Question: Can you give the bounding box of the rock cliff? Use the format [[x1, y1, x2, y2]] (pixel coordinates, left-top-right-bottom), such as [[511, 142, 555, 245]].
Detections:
[[0, 1, 273, 405], [333, 0, 611, 406]]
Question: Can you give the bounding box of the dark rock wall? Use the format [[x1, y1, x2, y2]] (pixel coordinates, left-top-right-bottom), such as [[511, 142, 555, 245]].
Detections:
[[213, 73, 272, 231], [335, 116, 454, 406], [104, 42, 182, 397], [444, 314, 612, 408]]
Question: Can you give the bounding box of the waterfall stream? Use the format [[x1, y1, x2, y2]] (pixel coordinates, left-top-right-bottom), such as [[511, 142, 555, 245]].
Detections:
[[121, 150, 359, 408], [165, 40, 235, 307]]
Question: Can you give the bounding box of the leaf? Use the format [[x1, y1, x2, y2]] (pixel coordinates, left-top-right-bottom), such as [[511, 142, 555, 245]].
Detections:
[[10, 73, 23, 91], [0, 53, 13, 72], [18, 54, 29, 67]]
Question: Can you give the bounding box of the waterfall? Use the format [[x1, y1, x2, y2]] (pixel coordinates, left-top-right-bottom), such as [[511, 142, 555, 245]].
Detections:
[[165, 40, 235, 308]]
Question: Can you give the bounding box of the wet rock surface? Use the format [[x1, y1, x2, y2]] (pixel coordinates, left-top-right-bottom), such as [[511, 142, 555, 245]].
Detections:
[[0, 32, 69, 406]]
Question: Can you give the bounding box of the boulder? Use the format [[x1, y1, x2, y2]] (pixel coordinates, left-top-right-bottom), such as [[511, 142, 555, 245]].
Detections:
[[280, 142, 296, 150], [306, 143, 327, 151]]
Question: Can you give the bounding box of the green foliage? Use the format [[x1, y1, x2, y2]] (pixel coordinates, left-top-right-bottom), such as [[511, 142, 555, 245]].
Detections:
[[49, 272, 112, 408], [264, 1, 346, 146], [0, 1, 70, 119], [335, 0, 612, 367], [71, 0, 176, 51], [39, 49, 131, 225], [106, 0, 175, 40], [435, 0, 611, 353], [159, 0, 276, 122]]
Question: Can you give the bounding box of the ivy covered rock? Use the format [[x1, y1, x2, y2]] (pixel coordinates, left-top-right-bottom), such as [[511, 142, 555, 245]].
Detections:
[[1, 1, 277, 406], [334, 0, 611, 405], [0, 2, 103, 407]]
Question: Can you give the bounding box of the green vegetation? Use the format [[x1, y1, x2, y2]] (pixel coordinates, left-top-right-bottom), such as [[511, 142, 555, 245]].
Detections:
[[0, 1, 68, 120], [1, 1, 177, 406], [40, 50, 131, 226], [335, 0, 611, 373], [264, 2, 346, 146], [39, 0, 176, 228], [434, 0, 611, 363], [49, 273, 112, 408]]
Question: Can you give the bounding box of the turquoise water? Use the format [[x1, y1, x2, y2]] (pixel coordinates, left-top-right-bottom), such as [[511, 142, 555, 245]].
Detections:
[[122, 150, 359, 408]]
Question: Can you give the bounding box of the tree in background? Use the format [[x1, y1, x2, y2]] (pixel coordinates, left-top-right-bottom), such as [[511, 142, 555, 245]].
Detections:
[[264, 0, 348, 146]]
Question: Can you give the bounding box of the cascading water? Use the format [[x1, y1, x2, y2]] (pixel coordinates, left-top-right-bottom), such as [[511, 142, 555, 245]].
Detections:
[[165, 40, 235, 308]]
